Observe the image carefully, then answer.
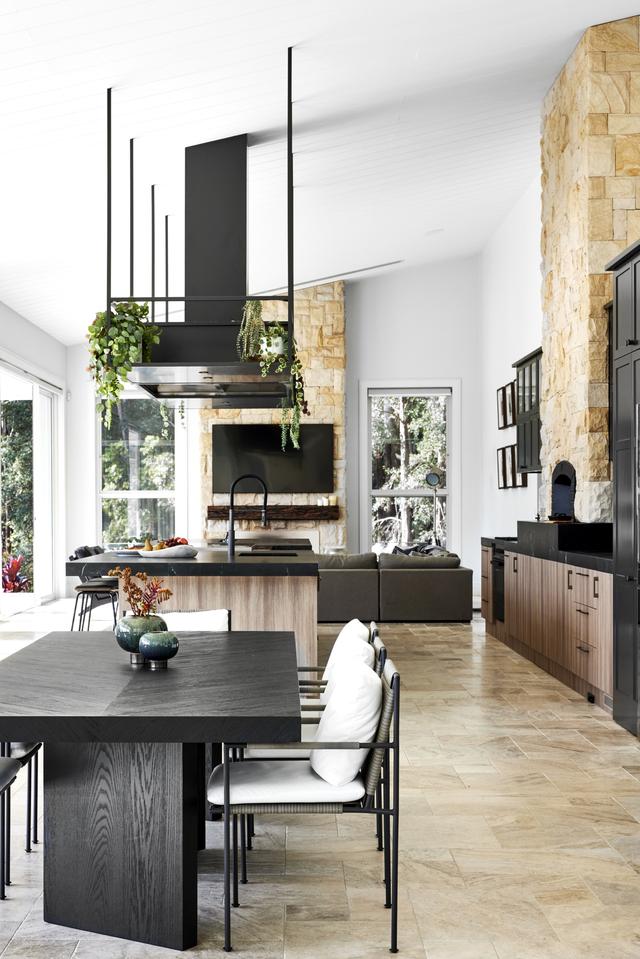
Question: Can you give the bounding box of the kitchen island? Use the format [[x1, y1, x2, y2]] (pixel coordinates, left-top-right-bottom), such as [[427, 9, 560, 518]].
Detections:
[[66, 547, 319, 665]]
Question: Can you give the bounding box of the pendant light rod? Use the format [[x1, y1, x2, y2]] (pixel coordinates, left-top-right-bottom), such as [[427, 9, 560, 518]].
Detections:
[[151, 184, 156, 322], [165, 213, 169, 323], [287, 46, 294, 365], [106, 87, 112, 319], [129, 138, 134, 297]]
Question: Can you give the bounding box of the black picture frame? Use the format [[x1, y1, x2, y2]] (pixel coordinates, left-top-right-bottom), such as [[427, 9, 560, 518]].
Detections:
[[505, 381, 516, 427], [497, 447, 507, 489], [497, 388, 506, 429], [505, 444, 515, 488]]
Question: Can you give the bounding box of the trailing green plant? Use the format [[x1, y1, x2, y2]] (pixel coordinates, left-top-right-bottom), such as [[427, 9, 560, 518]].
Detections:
[[237, 298, 266, 360], [259, 323, 308, 450], [88, 301, 159, 428]]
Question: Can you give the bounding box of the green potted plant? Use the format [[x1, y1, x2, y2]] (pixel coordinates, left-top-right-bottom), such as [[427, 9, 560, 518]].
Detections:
[[87, 301, 160, 427], [259, 322, 308, 450]]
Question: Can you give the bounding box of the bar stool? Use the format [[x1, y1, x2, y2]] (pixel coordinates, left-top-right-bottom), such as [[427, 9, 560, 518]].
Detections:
[[0, 758, 21, 901], [71, 581, 119, 630]]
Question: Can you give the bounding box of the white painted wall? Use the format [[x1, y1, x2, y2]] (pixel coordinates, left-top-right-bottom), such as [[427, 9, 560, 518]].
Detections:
[[479, 178, 542, 538], [0, 299, 66, 385], [64, 343, 98, 566], [344, 258, 483, 587]]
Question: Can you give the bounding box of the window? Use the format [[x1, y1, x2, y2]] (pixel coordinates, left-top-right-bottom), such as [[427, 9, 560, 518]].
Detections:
[[367, 388, 450, 551], [100, 398, 179, 546], [0, 363, 60, 609]]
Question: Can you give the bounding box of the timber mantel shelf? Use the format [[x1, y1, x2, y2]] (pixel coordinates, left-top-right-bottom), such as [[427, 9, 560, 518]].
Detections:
[[206, 505, 339, 521]]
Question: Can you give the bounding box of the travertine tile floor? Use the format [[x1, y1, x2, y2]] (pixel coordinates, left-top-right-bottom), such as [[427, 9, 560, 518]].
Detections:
[[3, 611, 640, 956]]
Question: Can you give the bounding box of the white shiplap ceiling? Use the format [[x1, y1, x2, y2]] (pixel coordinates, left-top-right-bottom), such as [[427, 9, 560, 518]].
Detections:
[[0, 0, 637, 344]]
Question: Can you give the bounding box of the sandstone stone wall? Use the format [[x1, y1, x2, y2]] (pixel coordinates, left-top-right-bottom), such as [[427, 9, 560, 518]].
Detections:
[[199, 282, 346, 551], [541, 16, 640, 521]]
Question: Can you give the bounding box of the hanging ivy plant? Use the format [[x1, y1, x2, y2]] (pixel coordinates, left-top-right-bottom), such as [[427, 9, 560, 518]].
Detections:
[[237, 299, 266, 360], [260, 322, 309, 450], [87, 301, 160, 428]]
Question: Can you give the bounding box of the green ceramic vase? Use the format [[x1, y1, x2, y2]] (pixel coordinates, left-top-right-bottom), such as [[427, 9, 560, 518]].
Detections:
[[114, 615, 167, 655], [139, 630, 179, 670]]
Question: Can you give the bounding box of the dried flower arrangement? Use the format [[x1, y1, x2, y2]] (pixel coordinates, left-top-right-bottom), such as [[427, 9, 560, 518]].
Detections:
[[108, 566, 172, 616]]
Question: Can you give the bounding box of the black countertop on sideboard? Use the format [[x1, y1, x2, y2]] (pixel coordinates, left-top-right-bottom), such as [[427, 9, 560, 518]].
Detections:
[[482, 522, 613, 574]]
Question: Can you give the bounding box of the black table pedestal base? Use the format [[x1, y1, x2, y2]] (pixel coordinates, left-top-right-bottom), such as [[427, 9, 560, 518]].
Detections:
[[44, 742, 199, 951]]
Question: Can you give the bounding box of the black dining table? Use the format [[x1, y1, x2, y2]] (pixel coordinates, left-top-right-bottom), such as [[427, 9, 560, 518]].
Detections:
[[0, 630, 301, 950]]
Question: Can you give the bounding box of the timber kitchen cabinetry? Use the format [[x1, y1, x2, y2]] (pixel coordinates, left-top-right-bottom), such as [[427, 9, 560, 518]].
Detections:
[[481, 542, 613, 707]]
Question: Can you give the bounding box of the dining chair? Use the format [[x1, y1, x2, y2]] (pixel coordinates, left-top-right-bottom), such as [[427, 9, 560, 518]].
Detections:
[[0, 743, 41, 891], [0, 758, 21, 901], [209, 658, 400, 954], [297, 619, 378, 697], [244, 624, 387, 850]]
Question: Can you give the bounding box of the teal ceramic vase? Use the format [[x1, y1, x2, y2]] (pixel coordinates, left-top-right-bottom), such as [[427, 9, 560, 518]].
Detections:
[[139, 630, 179, 670], [115, 615, 167, 667]]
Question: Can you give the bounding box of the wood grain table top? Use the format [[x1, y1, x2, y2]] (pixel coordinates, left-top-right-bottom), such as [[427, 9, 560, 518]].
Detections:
[[0, 630, 301, 743]]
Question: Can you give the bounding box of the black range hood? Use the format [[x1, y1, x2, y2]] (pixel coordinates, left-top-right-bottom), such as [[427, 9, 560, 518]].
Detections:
[[105, 51, 295, 409]]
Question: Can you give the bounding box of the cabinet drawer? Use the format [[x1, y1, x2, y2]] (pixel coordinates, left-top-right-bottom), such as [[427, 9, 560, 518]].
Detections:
[[568, 567, 600, 609], [572, 640, 594, 682], [570, 603, 593, 646]]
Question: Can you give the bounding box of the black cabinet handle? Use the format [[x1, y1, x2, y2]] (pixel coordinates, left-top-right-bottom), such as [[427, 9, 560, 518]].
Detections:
[[576, 608, 589, 616], [513, 556, 517, 573], [568, 569, 573, 590], [576, 644, 590, 653], [593, 576, 599, 599], [575, 571, 589, 577], [626, 338, 639, 346]]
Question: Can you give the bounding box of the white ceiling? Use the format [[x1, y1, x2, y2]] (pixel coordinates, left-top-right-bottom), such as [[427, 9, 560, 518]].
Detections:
[[0, 0, 637, 345]]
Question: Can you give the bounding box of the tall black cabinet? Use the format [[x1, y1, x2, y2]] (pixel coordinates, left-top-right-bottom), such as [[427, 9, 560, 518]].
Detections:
[[607, 240, 640, 734]]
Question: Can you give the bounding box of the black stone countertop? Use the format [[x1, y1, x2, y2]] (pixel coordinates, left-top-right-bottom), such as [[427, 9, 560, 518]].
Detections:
[[482, 536, 613, 573], [66, 548, 319, 579]]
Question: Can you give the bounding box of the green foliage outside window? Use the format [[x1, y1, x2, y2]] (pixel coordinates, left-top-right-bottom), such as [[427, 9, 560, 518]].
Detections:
[[0, 400, 34, 588], [370, 394, 447, 547], [101, 399, 176, 545]]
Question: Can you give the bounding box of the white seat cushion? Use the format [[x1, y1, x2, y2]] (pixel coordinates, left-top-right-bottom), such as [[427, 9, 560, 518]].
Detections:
[[322, 619, 369, 679], [311, 663, 382, 787], [245, 722, 317, 760], [161, 609, 229, 631], [208, 759, 365, 805]]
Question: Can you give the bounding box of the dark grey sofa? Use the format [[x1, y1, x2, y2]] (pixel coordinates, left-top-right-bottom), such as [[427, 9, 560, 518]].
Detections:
[[316, 551, 473, 623], [316, 553, 379, 622], [378, 553, 473, 622]]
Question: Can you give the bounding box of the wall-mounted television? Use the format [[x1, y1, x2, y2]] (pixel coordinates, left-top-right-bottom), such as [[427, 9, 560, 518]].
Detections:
[[212, 424, 334, 493]]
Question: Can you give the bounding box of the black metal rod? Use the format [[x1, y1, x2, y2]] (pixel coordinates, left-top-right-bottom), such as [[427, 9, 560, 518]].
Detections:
[[165, 214, 169, 323], [287, 47, 294, 365], [129, 138, 134, 297], [151, 184, 156, 322], [109, 294, 288, 302], [106, 88, 112, 320]]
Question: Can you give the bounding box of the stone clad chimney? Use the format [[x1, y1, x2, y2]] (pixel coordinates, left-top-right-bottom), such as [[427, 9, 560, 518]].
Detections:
[[541, 16, 640, 520]]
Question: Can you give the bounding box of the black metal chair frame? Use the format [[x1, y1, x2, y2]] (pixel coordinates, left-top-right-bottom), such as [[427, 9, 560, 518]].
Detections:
[[0, 743, 41, 893], [70, 583, 118, 631], [0, 760, 20, 901], [211, 664, 400, 954]]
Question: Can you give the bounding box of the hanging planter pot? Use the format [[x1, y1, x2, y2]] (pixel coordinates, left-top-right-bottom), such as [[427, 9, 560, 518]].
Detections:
[[260, 333, 286, 357]]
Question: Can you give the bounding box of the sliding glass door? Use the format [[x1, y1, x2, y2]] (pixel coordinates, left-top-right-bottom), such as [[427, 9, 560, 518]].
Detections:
[[0, 366, 59, 613]]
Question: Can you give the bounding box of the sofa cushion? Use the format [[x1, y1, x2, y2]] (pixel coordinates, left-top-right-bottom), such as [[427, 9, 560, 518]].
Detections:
[[310, 662, 382, 787], [316, 552, 378, 570], [379, 552, 461, 569]]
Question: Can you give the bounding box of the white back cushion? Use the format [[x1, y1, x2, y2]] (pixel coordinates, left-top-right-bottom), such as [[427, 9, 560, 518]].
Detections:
[[322, 619, 370, 681], [162, 609, 229, 631], [322, 634, 374, 684], [310, 662, 382, 787]]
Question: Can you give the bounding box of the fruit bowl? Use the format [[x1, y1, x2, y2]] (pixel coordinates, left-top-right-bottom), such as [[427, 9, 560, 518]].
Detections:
[[136, 545, 199, 559]]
